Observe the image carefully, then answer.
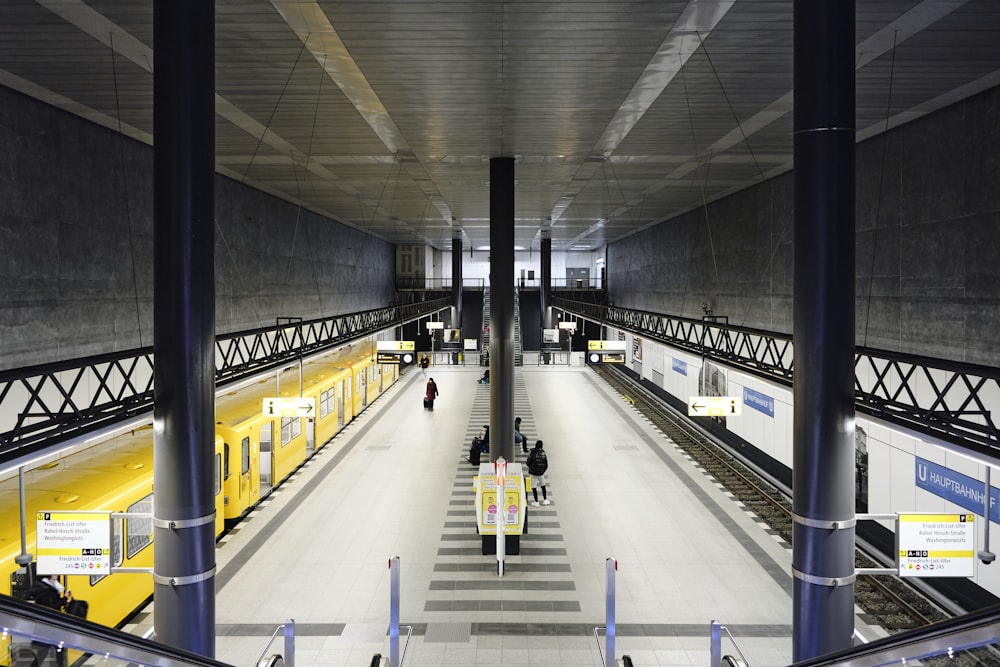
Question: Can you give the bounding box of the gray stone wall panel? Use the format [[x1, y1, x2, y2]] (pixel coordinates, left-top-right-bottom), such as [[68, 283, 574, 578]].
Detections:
[[610, 85, 1000, 366], [0, 85, 394, 369]]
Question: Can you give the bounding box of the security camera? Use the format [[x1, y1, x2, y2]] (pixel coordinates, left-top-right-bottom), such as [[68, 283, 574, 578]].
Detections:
[[978, 550, 995, 565]]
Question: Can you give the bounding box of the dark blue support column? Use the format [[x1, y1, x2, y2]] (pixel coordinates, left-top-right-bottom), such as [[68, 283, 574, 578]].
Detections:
[[792, 0, 856, 660], [153, 0, 216, 656], [490, 158, 515, 462], [452, 236, 463, 329], [540, 237, 552, 329]]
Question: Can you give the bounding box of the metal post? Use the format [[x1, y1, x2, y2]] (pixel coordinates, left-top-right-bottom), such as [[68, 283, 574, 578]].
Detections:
[[152, 0, 216, 655], [792, 0, 856, 660], [452, 236, 463, 332], [283, 619, 295, 667], [980, 467, 995, 563], [389, 557, 400, 667], [496, 459, 506, 576], [489, 157, 515, 462], [605, 558, 616, 665], [710, 621, 722, 667], [540, 237, 552, 329], [16, 467, 33, 573]]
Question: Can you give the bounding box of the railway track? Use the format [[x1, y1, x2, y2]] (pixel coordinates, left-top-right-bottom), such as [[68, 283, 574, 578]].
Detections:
[[593, 365, 1000, 665]]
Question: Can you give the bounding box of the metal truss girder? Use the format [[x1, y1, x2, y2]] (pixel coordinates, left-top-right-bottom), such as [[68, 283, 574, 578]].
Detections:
[[555, 297, 1000, 456], [1, 299, 450, 460]]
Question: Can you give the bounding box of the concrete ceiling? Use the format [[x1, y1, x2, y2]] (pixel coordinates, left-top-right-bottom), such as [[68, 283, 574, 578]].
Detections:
[[2, 1, 999, 251]]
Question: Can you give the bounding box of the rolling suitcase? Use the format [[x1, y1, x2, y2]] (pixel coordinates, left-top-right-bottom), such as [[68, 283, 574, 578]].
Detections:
[[423, 397, 433, 409]]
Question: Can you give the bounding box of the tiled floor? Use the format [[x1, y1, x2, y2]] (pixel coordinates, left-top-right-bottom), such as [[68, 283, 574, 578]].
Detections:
[[126, 364, 884, 666]]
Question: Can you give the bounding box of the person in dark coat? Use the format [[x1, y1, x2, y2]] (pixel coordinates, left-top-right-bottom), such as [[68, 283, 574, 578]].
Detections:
[[425, 377, 439, 409], [527, 440, 550, 506]]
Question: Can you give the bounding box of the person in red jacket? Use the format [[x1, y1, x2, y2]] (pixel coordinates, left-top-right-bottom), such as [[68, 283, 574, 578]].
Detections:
[[424, 377, 439, 409]]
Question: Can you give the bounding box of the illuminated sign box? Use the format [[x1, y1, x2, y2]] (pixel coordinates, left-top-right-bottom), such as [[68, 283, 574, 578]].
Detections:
[[376, 340, 415, 351]]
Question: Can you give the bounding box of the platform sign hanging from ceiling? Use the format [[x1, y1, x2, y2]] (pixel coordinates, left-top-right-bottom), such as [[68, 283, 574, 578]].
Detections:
[[897, 513, 975, 577], [376, 341, 415, 351], [687, 396, 742, 417], [262, 396, 316, 417], [36, 511, 112, 575]]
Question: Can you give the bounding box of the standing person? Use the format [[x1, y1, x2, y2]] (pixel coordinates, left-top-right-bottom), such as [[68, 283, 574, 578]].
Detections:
[[420, 354, 430, 375], [424, 377, 439, 410], [527, 440, 550, 506], [29, 575, 73, 667]]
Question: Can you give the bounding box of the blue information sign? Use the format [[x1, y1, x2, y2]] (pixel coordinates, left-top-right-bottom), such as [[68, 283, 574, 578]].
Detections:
[[915, 457, 999, 522], [742, 387, 774, 417], [671, 358, 687, 376]]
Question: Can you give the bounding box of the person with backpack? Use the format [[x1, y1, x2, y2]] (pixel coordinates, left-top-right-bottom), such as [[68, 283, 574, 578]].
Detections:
[[527, 440, 551, 506], [28, 575, 78, 667]]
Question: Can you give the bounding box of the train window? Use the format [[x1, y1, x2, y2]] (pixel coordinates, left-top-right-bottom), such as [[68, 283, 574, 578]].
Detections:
[[126, 494, 154, 559], [215, 453, 222, 495], [280, 416, 301, 446], [91, 516, 123, 585], [320, 388, 334, 418], [223, 443, 231, 481], [241, 437, 250, 475]]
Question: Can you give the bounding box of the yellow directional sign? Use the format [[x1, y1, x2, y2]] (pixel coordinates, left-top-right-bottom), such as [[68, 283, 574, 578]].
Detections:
[[262, 397, 316, 418], [376, 340, 415, 351], [688, 396, 742, 417], [588, 340, 627, 351], [37, 511, 112, 575]]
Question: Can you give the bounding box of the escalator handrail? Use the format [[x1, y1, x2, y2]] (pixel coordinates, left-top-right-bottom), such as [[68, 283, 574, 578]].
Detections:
[[0, 593, 235, 667], [788, 603, 1000, 667]]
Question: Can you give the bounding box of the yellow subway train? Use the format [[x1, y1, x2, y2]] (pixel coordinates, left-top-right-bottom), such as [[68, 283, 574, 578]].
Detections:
[[0, 339, 399, 631]]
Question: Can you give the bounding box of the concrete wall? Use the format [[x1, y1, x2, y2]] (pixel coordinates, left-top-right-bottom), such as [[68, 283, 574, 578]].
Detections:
[[0, 85, 395, 369], [608, 85, 1000, 366]]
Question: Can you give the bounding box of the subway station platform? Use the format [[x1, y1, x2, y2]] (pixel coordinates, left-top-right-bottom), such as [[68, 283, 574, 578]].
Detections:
[[126, 364, 883, 666]]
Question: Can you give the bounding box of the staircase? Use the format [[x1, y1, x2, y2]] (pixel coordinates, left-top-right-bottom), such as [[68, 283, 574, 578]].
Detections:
[[481, 287, 522, 366], [482, 287, 491, 364], [514, 288, 523, 366]]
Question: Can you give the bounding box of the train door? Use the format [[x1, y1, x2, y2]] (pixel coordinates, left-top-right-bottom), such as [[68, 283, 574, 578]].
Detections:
[[242, 435, 258, 506], [337, 380, 345, 428], [260, 420, 274, 495], [361, 368, 368, 408], [306, 416, 315, 455]]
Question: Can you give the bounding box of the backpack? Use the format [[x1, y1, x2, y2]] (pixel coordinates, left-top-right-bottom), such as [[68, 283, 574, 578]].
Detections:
[[66, 599, 88, 619], [469, 440, 481, 466], [28, 580, 63, 610], [528, 448, 548, 475]]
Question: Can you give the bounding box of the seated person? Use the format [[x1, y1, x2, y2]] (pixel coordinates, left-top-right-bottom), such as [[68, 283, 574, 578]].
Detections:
[[479, 368, 490, 384]]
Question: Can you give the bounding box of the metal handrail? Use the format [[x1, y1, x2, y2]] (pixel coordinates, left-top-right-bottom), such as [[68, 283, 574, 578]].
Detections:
[[251, 620, 295, 667], [398, 624, 413, 666], [710, 621, 753, 667], [592, 625, 608, 667]]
